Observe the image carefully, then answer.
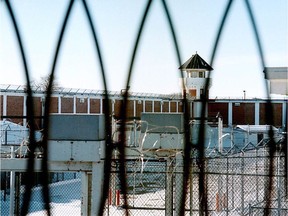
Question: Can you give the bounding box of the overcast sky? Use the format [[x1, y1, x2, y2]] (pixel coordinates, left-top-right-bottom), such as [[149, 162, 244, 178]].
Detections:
[[1, 0, 287, 98]]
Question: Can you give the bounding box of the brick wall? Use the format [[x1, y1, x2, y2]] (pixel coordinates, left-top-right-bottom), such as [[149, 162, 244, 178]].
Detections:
[[170, 101, 177, 113], [76, 98, 87, 113], [260, 103, 282, 127], [0, 95, 3, 118], [7, 96, 23, 124], [50, 97, 58, 113], [61, 97, 73, 113], [135, 101, 143, 118], [208, 102, 229, 125], [232, 103, 255, 125], [1, 93, 285, 128], [32, 97, 43, 128], [144, 101, 152, 112], [154, 101, 161, 113], [90, 98, 101, 113], [113, 100, 135, 119], [162, 101, 169, 112]]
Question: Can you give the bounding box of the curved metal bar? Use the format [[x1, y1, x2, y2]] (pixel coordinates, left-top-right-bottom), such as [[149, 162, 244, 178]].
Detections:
[[160, 1, 190, 216], [243, 1, 278, 214], [119, 2, 187, 215], [160, 0, 182, 68], [209, 0, 234, 68], [40, 1, 75, 215], [199, 0, 235, 214], [206, 0, 282, 214], [80, 0, 112, 215], [3, 1, 37, 215], [119, 1, 153, 215]]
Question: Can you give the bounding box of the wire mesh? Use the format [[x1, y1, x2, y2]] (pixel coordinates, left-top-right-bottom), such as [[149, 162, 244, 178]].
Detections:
[[1, 172, 81, 216], [100, 151, 287, 215]]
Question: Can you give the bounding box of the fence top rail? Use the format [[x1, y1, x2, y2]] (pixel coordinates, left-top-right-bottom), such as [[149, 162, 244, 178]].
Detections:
[[1, 84, 288, 101], [0, 84, 183, 100]]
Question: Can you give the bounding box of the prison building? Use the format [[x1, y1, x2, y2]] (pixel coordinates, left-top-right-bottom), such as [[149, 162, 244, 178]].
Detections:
[[0, 84, 286, 129]]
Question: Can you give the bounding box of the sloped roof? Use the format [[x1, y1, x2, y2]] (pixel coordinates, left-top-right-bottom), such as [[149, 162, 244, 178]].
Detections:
[[179, 53, 213, 71], [265, 67, 288, 79]]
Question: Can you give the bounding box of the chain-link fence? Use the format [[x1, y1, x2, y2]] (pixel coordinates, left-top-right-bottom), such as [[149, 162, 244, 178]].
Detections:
[[1, 148, 287, 215], [103, 148, 287, 215], [198, 152, 287, 215], [1, 172, 81, 216], [105, 160, 167, 215]]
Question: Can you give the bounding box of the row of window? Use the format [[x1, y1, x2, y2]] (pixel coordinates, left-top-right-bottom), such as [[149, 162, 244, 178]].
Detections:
[[187, 71, 205, 78]]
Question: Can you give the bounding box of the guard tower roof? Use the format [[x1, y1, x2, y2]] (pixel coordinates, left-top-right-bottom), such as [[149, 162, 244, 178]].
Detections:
[[179, 53, 213, 71]]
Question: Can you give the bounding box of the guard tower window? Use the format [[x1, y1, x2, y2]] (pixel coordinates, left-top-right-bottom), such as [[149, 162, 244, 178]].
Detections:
[[200, 88, 208, 99], [192, 72, 197, 78], [199, 72, 204, 78]]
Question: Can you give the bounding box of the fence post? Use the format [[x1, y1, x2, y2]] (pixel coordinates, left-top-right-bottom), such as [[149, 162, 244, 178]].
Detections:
[[190, 161, 193, 216], [232, 163, 234, 209], [81, 172, 89, 215], [9, 146, 15, 215], [175, 153, 184, 215], [91, 161, 104, 215], [81, 162, 105, 215], [165, 157, 173, 216], [276, 152, 281, 216], [256, 148, 259, 202], [241, 154, 244, 215], [110, 161, 116, 206], [15, 172, 20, 215], [226, 157, 229, 215], [216, 174, 223, 212]]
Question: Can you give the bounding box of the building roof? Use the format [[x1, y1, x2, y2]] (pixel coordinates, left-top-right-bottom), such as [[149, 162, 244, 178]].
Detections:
[[265, 67, 288, 80], [179, 53, 213, 71]]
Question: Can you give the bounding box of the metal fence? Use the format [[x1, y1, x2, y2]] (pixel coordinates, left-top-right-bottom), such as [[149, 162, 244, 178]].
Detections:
[[1, 0, 287, 215], [1, 172, 81, 216], [2, 150, 286, 215], [104, 149, 287, 216]]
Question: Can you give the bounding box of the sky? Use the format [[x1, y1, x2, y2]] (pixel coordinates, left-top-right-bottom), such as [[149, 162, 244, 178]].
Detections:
[[0, 0, 287, 98]]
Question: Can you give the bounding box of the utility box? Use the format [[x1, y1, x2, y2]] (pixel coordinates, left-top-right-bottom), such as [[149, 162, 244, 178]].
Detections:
[[141, 113, 184, 134], [48, 114, 105, 141], [48, 140, 105, 161]]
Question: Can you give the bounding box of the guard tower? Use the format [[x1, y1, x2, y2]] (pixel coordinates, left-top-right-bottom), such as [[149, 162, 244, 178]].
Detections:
[[179, 53, 213, 99]]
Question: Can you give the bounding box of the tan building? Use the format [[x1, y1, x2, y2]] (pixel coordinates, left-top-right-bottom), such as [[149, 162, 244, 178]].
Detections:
[[0, 84, 286, 128], [266, 67, 288, 95]]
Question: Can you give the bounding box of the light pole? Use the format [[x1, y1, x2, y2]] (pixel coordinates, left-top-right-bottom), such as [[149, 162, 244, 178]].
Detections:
[[243, 90, 246, 100]]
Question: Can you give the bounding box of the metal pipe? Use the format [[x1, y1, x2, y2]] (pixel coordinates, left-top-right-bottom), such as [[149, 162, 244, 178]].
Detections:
[[9, 146, 15, 215], [165, 157, 174, 216]]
